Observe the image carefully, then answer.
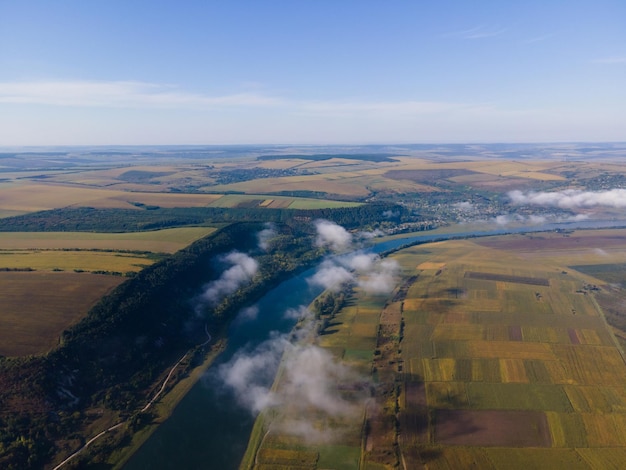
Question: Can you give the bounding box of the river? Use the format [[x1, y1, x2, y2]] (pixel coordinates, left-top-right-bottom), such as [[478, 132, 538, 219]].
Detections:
[[124, 219, 626, 469]]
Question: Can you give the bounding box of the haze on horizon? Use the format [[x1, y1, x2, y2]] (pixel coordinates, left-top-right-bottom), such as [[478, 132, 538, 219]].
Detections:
[[1, 1, 625, 146]]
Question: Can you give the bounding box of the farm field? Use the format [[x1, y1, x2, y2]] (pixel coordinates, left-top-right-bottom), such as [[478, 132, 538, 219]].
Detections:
[[0, 227, 214, 359], [197, 157, 567, 197], [245, 228, 626, 469], [0, 272, 123, 356], [0, 182, 226, 212], [0, 250, 157, 273], [5, 147, 626, 468], [0, 151, 578, 215], [0, 246, 157, 356], [0, 180, 362, 214], [0, 226, 216, 253], [204, 193, 360, 209]]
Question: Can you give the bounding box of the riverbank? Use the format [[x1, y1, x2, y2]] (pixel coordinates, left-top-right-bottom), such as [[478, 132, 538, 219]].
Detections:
[[49, 336, 228, 470], [109, 338, 227, 469], [119, 220, 626, 469]]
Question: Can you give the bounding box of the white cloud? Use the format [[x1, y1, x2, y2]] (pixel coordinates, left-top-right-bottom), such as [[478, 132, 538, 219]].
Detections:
[[494, 214, 513, 226], [593, 248, 609, 257], [520, 33, 556, 45], [592, 57, 626, 64], [454, 201, 475, 212], [356, 229, 384, 240], [314, 219, 353, 252], [234, 305, 260, 324], [198, 251, 258, 307], [215, 305, 369, 443], [491, 212, 589, 227], [343, 253, 378, 272], [508, 189, 626, 209], [0, 80, 497, 121], [296, 99, 473, 117], [257, 223, 277, 251], [3, 79, 626, 145], [308, 262, 354, 291], [356, 259, 400, 295], [309, 250, 400, 296], [0, 80, 281, 108], [217, 334, 286, 413], [2, 76, 626, 146], [442, 25, 507, 40], [283, 305, 312, 321]]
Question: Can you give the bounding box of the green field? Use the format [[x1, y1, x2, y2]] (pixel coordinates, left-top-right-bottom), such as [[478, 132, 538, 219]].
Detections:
[[245, 229, 626, 469]]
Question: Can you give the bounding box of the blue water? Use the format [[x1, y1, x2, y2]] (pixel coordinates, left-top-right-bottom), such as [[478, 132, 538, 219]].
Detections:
[[124, 264, 326, 470]]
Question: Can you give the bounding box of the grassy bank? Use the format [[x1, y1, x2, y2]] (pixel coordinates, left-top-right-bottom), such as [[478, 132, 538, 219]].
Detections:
[[109, 338, 227, 469]]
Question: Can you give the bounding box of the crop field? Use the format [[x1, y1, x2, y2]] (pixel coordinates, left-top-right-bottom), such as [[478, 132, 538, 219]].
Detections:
[[203, 174, 376, 197], [0, 177, 359, 215], [0, 249, 156, 273], [246, 228, 626, 469], [0, 247, 155, 354], [382, 157, 565, 189], [0, 272, 123, 356], [395, 232, 626, 467], [0, 225, 211, 358], [0, 183, 140, 211], [0, 226, 216, 253], [0, 182, 234, 212], [204, 193, 360, 209]]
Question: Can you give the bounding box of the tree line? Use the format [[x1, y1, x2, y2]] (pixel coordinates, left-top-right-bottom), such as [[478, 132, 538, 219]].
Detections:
[[0, 221, 322, 469], [0, 202, 414, 233]]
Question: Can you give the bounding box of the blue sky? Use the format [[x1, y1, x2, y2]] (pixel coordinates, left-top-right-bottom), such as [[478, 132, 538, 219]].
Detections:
[[1, 1, 625, 145]]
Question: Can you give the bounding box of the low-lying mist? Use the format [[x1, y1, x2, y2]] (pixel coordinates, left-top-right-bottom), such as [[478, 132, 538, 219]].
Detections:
[[205, 220, 387, 443]]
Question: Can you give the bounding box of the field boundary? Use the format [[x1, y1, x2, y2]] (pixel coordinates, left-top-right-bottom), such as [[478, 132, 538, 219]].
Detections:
[[465, 271, 550, 286]]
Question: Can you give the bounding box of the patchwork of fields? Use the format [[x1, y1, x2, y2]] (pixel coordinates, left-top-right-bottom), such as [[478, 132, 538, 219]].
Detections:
[[0, 153, 572, 217], [247, 229, 626, 469], [0, 182, 360, 213], [0, 227, 220, 357]]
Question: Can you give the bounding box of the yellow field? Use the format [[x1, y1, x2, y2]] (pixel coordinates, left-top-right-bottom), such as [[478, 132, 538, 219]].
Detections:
[[426, 382, 470, 408], [0, 227, 216, 253], [432, 324, 485, 341], [582, 413, 626, 446], [203, 174, 374, 197], [0, 182, 224, 211], [422, 358, 457, 382], [384, 156, 565, 181], [499, 358, 529, 383], [0, 250, 155, 273], [577, 447, 626, 469]]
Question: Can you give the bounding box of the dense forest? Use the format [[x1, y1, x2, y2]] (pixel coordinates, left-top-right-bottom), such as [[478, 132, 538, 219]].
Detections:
[[0, 203, 413, 233], [0, 220, 324, 469]]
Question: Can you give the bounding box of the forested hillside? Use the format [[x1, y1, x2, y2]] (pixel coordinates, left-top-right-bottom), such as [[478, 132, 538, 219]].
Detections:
[[0, 221, 321, 469]]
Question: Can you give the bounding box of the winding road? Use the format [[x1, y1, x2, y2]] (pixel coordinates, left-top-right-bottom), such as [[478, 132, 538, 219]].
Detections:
[[52, 326, 212, 469]]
